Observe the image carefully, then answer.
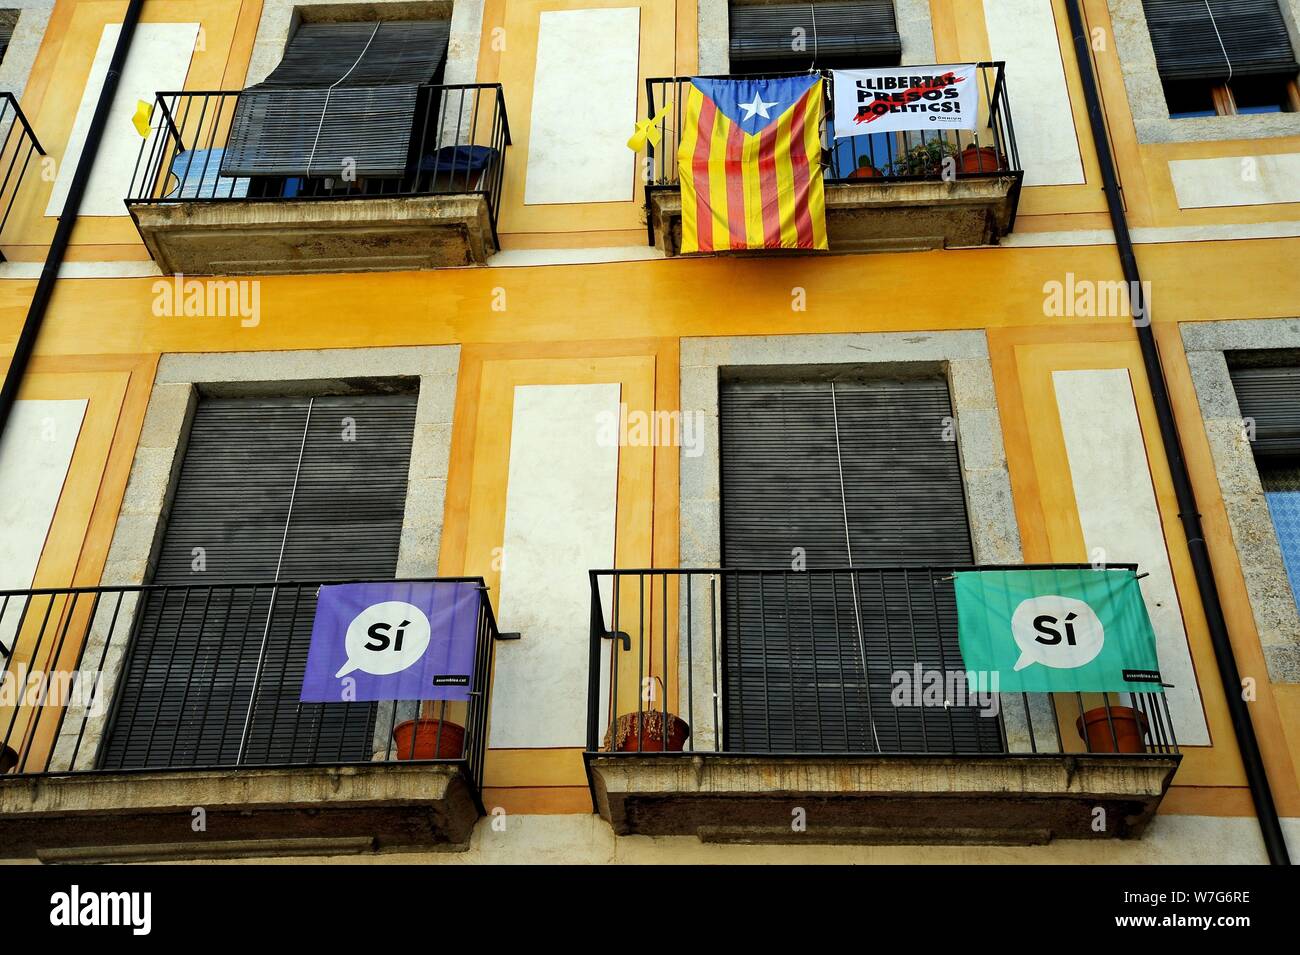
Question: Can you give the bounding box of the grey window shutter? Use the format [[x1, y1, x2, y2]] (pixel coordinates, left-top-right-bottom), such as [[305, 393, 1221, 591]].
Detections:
[[1230, 365, 1300, 460], [0, 15, 14, 66], [729, 1, 902, 66], [718, 376, 1000, 754], [1142, 0, 1299, 82], [221, 20, 451, 179], [101, 394, 418, 770]]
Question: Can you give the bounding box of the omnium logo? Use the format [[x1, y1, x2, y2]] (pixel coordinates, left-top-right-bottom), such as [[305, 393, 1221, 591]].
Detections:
[[1010, 595, 1105, 672], [151, 272, 261, 327], [49, 885, 151, 935]]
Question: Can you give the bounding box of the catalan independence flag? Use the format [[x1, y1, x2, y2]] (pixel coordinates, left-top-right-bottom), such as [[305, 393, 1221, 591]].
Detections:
[[678, 75, 828, 253]]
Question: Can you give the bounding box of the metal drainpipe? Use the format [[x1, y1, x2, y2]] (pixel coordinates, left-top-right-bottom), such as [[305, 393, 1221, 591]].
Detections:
[[0, 0, 146, 442], [1061, 0, 1290, 864]]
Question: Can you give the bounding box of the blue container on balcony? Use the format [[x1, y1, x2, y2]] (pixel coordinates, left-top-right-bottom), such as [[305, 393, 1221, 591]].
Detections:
[[165, 148, 250, 200], [418, 144, 497, 193]]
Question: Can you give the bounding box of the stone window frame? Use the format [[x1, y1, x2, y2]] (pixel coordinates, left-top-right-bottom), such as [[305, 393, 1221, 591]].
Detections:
[[698, 0, 938, 75], [245, 0, 482, 87], [56, 345, 460, 770], [1107, 0, 1300, 144], [1182, 318, 1300, 683], [676, 330, 1045, 750], [0, 1, 55, 101]]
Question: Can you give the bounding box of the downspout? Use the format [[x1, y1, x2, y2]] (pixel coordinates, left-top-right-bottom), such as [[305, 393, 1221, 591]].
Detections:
[[0, 0, 146, 441], [1061, 0, 1291, 865]]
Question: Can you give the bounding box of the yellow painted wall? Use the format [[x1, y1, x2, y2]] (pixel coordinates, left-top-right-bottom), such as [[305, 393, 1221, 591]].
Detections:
[[2, 0, 1300, 833]]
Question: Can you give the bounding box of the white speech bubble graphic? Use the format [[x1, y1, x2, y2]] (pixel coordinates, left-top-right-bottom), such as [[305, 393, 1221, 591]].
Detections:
[[335, 600, 432, 679], [1010, 595, 1104, 672]]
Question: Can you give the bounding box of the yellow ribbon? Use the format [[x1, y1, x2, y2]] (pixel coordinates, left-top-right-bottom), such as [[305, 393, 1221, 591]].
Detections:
[[626, 105, 671, 151], [131, 99, 152, 138]]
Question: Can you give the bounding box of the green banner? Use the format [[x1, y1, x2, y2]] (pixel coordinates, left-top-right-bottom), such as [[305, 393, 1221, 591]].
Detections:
[[955, 568, 1163, 693]]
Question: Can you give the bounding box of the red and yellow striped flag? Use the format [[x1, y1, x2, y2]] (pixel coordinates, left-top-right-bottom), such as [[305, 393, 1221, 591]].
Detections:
[[677, 75, 828, 253]]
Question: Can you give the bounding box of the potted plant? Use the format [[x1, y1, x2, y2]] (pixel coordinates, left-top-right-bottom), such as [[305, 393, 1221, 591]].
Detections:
[[605, 710, 690, 752], [957, 142, 1006, 174], [0, 744, 17, 774], [889, 139, 958, 177], [848, 155, 883, 179], [1075, 704, 1149, 753], [393, 715, 466, 759]]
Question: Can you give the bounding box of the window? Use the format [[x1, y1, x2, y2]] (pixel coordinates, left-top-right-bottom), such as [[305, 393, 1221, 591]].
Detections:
[[728, 0, 902, 73], [1261, 464, 1300, 606], [729, 2, 905, 178], [0, 10, 17, 66], [1230, 363, 1300, 611], [717, 373, 1002, 754], [221, 20, 451, 192], [101, 393, 418, 770], [1143, 0, 1300, 118]]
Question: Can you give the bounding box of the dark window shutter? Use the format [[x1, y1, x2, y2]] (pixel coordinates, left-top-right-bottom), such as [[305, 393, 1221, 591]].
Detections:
[[1142, 0, 1299, 82], [101, 394, 418, 770], [222, 20, 451, 179], [1230, 365, 1300, 460], [729, 1, 902, 67], [0, 15, 14, 66], [718, 375, 1000, 754]]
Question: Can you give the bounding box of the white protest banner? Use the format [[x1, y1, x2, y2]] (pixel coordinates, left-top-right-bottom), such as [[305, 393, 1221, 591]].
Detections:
[[832, 64, 980, 138]]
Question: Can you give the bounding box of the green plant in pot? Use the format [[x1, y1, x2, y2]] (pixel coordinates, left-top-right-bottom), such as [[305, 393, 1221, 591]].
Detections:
[[888, 138, 958, 177]]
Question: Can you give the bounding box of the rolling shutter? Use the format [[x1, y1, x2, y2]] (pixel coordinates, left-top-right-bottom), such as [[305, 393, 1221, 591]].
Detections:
[[101, 394, 417, 770], [729, 1, 902, 67], [719, 375, 1001, 754], [1230, 365, 1300, 460], [0, 14, 14, 66], [221, 20, 451, 179], [1142, 0, 1299, 82]]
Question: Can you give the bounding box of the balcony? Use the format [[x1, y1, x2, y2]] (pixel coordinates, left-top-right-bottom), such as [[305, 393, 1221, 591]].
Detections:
[[0, 92, 45, 260], [642, 63, 1022, 256], [126, 85, 510, 275], [584, 567, 1180, 846], [0, 578, 499, 862]]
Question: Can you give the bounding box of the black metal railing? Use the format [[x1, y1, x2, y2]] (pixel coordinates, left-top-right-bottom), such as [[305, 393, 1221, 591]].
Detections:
[[0, 92, 44, 250], [587, 566, 1178, 758], [126, 85, 511, 245], [0, 578, 498, 796], [643, 62, 1019, 186]]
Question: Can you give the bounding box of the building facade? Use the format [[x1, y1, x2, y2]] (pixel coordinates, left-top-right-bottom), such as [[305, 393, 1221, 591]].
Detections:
[[0, 0, 1298, 864]]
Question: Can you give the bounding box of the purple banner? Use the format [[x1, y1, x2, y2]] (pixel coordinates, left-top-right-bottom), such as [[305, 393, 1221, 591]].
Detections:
[[299, 581, 481, 703]]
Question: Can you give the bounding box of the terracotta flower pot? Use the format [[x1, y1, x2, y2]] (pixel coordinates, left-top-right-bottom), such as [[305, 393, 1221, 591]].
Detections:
[[605, 711, 690, 752], [1075, 705, 1149, 753], [848, 162, 883, 179], [392, 718, 465, 760], [957, 145, 1005, 174]]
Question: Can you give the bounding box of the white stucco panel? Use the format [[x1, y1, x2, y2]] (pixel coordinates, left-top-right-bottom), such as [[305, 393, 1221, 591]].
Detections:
[[1053, 369, 1210, 745], [524, 7, 641, 205], [490, 383, 621, 748], [47, 22, 200, 217], [1169, 154, 1300, 209], [0, 399, 86, 652], [982, 0, 1085, 187]]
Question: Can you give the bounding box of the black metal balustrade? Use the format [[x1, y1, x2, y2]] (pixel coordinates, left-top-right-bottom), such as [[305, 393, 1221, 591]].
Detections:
[[641, 63, 1020, 244], [0, 92, 44, 252], [0, 578, 498, 795], [645, 62, 1018, 185], [586, 566, 1178, 758], [126, 85, 511, 246]]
